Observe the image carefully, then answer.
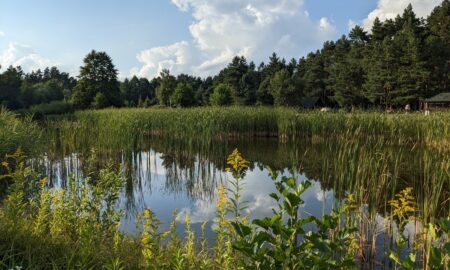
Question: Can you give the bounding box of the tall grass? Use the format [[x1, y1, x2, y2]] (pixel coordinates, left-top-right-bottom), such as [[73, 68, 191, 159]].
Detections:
[[45, 107, 450, 153], [0, 108, 42, 158]]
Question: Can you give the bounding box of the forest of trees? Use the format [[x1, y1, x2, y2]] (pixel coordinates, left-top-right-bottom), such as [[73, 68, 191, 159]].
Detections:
[[0, 2, 449, 112]]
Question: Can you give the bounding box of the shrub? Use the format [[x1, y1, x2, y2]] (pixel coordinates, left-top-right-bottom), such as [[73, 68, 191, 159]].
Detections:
[[210, 84, 233, 106], [26, 100, 74, 119], [171, 83, 195, 107], [0, 108, 41, 158]]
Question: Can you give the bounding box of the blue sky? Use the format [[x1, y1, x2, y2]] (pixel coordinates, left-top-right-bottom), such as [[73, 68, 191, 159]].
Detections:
[[0, 0, 442, 78]]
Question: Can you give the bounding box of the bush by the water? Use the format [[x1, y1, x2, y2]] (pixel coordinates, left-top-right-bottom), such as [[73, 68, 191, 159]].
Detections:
[[20, 100, 74, 119], [0, 109, 41, 157]]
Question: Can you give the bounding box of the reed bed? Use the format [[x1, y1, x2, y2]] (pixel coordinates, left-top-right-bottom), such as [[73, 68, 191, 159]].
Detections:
[[45, 107, 449, 154]]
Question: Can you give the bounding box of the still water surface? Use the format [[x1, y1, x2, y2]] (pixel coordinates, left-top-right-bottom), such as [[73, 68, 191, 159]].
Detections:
[[33, 137, 447, 239]]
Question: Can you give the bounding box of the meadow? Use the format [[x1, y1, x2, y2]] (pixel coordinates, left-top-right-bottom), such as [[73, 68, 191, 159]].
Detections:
[[0, 107, 449, 269]]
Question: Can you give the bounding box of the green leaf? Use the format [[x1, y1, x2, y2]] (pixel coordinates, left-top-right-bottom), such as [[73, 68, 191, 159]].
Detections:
[[444, 242, 450, 254], [389, 253, 401, 264], [429, 247, 442, 268], [269, 193, 280, 201], [253, 231, 275, 245], [231, 222, 252, 237], [439, 218, 450, 232], [286, 193, 301, 208], [253, 218, 271, 230]]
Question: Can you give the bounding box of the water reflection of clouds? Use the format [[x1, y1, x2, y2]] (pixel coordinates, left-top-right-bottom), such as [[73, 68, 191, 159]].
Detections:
[[141, 151, 166, 177], [40, 150, 336, 234], [176, 165, 335, 226]]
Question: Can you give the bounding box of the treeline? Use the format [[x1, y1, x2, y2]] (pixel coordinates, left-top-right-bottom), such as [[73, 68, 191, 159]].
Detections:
[[0, 2, 449, 112]]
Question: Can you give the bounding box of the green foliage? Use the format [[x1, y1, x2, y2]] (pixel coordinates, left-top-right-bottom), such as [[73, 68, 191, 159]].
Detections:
[[256, 77, 273, 105], [72, 50, 122, 109], [0, 152, 138, 269], [156, 69, 177, 107], [92, 92, 109, 109], [171, 82, 195, 107], [0, 109, 41, 158], [33, 79, 65, 104], [120, 76, 155, 107], [269, 69, 303, 107], [327, 36, 366, 107], [210, 83, 233, 106], [231, 169, 357, 269], [216, 56, 260, 105], [71, 79, 94, 109], [0, 66, 23, 109], [24, 100, 74, 119]]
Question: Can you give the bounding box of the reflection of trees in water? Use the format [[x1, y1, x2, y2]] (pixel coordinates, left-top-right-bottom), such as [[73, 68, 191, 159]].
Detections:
[[159, 151, 218, 200], [39, 135, 448, 221]]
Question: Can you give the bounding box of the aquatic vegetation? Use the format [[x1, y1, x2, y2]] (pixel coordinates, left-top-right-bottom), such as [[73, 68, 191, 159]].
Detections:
[[45, 107, 450, 153]]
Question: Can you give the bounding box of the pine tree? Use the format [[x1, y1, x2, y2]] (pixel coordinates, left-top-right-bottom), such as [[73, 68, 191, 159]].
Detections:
[[391, 24, 428, 107], [256, 77, 274, 105], [269, 69, 302, 107], [425, 0, 450, 94], [371, 17, 385, 42], [301, 52, 328, 98], [327, 36, 366, 107], [218, 56, 249, 105]]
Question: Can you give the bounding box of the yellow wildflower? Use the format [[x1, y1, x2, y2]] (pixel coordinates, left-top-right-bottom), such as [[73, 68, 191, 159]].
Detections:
[[226, 148, 249, 175], [389, 187, 416, 222], [216, 184, 229, 211]]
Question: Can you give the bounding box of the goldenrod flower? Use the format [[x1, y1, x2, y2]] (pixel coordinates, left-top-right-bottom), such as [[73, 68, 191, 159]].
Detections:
[[216, 184, 229, 210], [226, 148, 249, 176]]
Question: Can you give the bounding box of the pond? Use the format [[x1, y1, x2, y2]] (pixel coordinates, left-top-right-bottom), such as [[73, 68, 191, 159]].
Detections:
[[32, 135, 448, 241]]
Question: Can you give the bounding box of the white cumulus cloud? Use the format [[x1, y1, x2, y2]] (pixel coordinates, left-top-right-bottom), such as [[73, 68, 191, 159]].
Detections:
[[131, 41, 195, 79], [0, 31, 5, 38], [0, 42, 57, 72], [319, 17, 332, 30], [363, 0, 442, 30], [131, 0, 337, 78], [347, 19, 357, 31]]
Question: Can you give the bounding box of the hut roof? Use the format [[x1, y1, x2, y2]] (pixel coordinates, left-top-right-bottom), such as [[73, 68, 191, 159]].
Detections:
[[425, 92, 450, 103]]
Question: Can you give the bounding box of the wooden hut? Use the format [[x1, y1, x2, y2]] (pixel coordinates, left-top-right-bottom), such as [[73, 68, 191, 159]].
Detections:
[[422, 92, 450, 110]]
